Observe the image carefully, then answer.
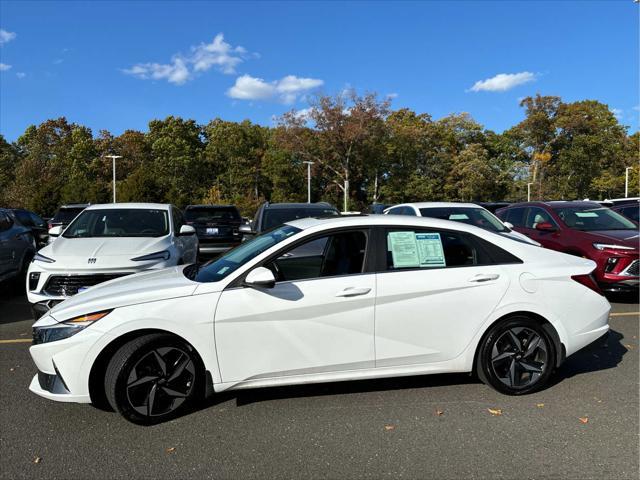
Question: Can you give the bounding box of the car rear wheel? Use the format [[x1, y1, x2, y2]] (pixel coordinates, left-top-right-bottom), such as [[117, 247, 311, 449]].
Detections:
[[104, 333, 203, 425], [476, 316, 555, 395]]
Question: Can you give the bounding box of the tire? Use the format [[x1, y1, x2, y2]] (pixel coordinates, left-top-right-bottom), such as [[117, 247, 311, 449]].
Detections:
[[476, 316, 556, 395], [104, 333, 203, 425]]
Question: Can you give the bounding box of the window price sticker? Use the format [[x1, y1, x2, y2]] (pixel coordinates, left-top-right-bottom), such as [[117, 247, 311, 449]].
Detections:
[[388, 231, 446, 268]]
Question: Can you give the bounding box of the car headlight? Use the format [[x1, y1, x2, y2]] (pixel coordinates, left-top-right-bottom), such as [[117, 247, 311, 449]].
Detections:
[[130, 250, 170, 262], [32, 310, 111, 345], [33, 253, 55, 263], [592, 243, 635, 251]]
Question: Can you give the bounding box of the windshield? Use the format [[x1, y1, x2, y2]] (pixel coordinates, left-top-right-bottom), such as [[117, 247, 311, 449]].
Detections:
[[185, 207, 240, 223], [553, 206, 637, 231], [52, 207, 85, 224], [419, 207, 508, 232], [187, 225, 301, 283], [62, 209, 170, 238], [262, 207, 339, 230]]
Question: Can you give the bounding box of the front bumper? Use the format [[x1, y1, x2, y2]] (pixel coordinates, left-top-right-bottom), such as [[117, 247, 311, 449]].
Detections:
[[29, 374, 91, 403]]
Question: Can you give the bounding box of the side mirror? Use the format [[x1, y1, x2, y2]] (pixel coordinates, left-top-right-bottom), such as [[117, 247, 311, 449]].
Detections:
[[179, 225, 196, 236], [535, 222, 556, 232], [244, 266, 276, 289], [503, 221, 514, 230], [239, 224, 253, 234], [48, 226, 63, 237]]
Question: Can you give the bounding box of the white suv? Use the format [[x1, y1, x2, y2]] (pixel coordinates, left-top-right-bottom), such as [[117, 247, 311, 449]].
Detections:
[[384, 202, 540, 246], [27, 203, 198, 318]]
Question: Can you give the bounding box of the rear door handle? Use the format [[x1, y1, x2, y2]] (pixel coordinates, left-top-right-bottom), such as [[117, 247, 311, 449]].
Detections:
[[468, 273, 500, 283], [335, 287, 371, 297]]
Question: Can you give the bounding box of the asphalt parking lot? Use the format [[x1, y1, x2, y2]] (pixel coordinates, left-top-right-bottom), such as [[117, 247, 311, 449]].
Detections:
[[0, 287, 638, 480]]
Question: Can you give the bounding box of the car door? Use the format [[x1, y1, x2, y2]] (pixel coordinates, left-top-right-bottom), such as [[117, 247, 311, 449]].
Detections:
[[521, 207, 563, 250], [0, 212, 13, 276], [374, 226, 513, 367], [214, 229, 376, 383]]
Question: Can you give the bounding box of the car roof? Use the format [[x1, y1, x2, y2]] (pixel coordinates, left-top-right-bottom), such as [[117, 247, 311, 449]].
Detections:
[[84, 203, 171, 211], [286, 213, 488, 233], [393, 202, 485, 209], [59, 203, 90, 209], [503, 200, 603, 209], [185, 204, 237, 209], [263, 202, 337, 210]]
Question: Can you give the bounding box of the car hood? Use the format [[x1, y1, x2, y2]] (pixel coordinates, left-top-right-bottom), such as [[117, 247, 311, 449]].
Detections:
[[47, 266, 198, 322], [586, 230, 639, 248], [44, 236, 171, 258]]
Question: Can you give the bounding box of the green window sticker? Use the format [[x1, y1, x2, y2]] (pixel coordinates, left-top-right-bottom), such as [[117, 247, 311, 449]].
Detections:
[[415, 233, 446, 267], [388, 231, 420, 268], [449, 214, 469, 220], [574, 212, 598, 218]]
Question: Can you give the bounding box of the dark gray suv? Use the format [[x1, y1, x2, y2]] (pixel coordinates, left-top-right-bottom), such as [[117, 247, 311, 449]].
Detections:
[[0, 208, 36, 287]]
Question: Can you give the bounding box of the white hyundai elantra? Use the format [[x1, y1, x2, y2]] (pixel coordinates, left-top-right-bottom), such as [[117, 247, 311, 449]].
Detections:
[[26, 203, 198, 318], [29, 215, 610, 424]]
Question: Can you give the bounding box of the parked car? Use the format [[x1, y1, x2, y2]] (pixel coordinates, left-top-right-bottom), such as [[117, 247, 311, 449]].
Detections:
[[496, 201, 639, 293], [27, 203, 198, 318], [0, 208, 36, 286], [475, 202, 511, 214], [384, 202, 540, 246], [369, 203, 390, 214], [243, 202, 340, 237], [47, 204, 89, 243], [184, 205, 243, 255], [29, 214, 610, 424], [598, 198, 640, 223], [10, 208, 49, 247]]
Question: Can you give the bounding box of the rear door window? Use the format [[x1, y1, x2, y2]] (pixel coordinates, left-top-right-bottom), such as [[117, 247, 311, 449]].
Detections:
[[525, 207, 557, 229], [504, 207, 526, 227]]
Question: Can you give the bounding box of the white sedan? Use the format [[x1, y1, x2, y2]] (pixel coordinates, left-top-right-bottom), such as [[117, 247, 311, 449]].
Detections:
[[29, 215, 610, 424], [27, 203, 198, 318], [384, 202, 541, 246]]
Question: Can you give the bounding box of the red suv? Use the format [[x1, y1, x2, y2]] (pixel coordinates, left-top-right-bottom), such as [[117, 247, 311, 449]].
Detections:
[[496, 201, 639, 293]]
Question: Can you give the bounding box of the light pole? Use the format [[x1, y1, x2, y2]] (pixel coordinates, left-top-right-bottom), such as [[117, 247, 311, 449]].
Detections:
[[303, 161, 314, 203], [625, 167, 632, 198], [527, 182, 534, 202], [105, 155, 122, 203]]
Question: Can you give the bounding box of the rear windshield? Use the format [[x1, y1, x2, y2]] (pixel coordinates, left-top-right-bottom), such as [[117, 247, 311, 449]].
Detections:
[[419, 207, 508, 233], [185, 207, 241, 223], [52, 207, 85, 223], [263, 207, 339, 230]]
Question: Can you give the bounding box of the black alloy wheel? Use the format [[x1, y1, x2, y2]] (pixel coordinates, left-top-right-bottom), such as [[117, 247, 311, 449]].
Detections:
[[105, 333, 203, 425], [477, 316, 556, 395]]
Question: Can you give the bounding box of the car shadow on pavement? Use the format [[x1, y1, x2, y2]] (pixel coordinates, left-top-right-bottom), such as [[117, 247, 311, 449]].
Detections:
[[195, 329, 628, 412], [0, 282, 32, 325], [605, 292, 639, 305], [550, 329, 627, 384]]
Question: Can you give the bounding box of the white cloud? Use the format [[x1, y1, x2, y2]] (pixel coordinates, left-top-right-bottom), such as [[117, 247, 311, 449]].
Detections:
[[0, 63, 12, 71], [386, 92, 399, 99], [612, 108, 623, 120], [123, 33, 248, 85], [16, 72, 25, 78], [469, 72, 536, 92], [0, 29, 16, 45], [227, 74, 323, 103]]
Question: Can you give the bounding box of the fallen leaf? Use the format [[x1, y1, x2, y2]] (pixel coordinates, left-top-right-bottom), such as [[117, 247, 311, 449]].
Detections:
[[487, 408, 502, 416], [536, 403, 544, 408], [384, 424, 395, 431], [624, 344, 633, 350], [9, 368, 15, 372], [33, 457, 41, 464], [579, 417, 589, 424], [435, 409, 444, 416], [165, 447, 176, 454]]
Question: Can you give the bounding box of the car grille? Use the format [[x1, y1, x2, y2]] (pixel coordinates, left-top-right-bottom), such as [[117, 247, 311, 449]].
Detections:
[[623, 260, 639, 277], [42, 274, 129, 296]]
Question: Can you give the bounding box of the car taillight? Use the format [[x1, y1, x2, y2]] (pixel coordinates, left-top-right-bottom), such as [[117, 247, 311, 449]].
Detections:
[[571, 274, 603, 296]]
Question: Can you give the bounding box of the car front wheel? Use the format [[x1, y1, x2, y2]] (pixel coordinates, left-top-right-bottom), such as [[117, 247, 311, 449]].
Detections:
[[476, 316, 556, 395], [104, 333, 203, 425]]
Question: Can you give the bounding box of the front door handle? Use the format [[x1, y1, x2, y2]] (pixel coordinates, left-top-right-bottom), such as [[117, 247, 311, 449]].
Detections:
[[335, 287, 371, 297], [468, 273, 500, 283]]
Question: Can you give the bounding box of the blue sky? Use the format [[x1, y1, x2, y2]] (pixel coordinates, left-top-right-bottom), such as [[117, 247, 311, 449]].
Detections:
[[0, 1, 638, 141]]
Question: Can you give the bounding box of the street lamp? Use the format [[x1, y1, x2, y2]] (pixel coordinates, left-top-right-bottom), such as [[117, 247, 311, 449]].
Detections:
[[303, 161, 314, 203], [527, 182, 534, 202], [104, 155, 122, 203], [625, 167, 632, 198]]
